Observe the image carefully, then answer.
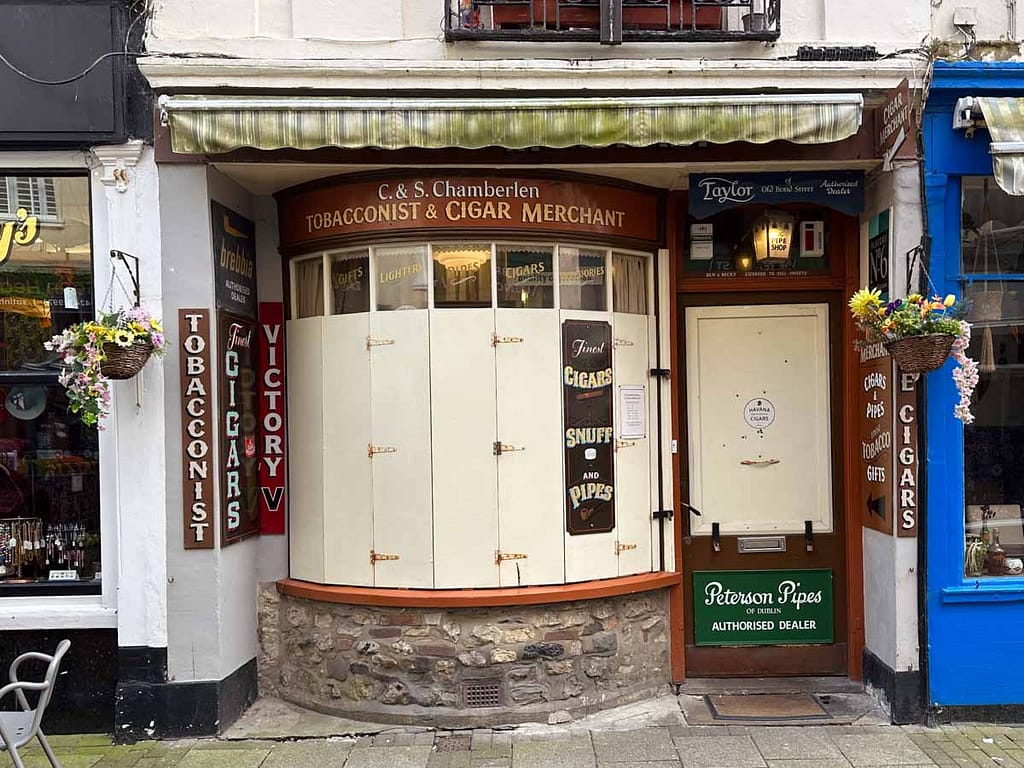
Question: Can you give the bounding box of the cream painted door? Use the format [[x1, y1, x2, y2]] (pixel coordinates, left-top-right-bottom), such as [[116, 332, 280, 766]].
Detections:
[[431, 309, 500, 588], [369, 310, 433, 587], [685, 304, 832, 536], [612, 312, 653, 576], [287, 317, 326, 583], [321, 313, 374, 586], [494, 309, 564, 587], [563, 310, 619, 583]]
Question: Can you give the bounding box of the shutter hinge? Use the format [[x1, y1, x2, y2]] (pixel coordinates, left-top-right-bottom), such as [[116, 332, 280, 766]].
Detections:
[[368, 444, 398, 458], [493, 441, 525, 455], [370, 550, 400, 564], [491, 333, 524, 346], [652, 509, 674, 521], [495, 550, 528, 564], [649, 368, 671, 379]]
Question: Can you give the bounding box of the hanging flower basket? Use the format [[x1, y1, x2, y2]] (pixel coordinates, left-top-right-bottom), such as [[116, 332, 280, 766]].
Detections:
[[884, 333, 956, 374], [44, 308, 166, 427], [100, 339, 155, 380], [849, 288, 979, 424]]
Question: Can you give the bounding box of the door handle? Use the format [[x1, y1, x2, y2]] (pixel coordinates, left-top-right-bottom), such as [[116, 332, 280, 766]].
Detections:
[[740, 458, 780, 466], [681, 502, 702, 517]]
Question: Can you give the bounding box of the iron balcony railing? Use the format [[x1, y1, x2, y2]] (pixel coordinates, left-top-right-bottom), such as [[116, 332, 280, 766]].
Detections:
[[445, 0, 780, 43]]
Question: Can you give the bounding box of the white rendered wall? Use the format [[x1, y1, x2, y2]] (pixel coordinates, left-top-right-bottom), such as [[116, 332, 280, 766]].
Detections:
[[95, 146, 170, 651], [145, 0, 932, 62], [162, 165, 261, 682], [859, 161, 922, 674]]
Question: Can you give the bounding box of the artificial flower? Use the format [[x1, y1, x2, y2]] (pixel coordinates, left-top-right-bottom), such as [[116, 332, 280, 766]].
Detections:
[[849, 288, 883, 319], [113, 329, 135, 348]]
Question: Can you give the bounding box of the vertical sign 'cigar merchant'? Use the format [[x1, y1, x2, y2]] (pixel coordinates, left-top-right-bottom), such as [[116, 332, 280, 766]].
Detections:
[[562, 320, 615, 534], [220, 313, 260, 544], [180, 309, 214, 549]]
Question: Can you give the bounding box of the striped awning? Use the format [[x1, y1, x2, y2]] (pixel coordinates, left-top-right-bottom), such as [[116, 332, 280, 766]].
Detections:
[[977, 97, 1024, 195], [159, 94, 864, 154]]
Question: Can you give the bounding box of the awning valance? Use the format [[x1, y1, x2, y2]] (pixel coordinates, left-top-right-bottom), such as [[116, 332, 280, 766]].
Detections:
[[977, 97, 1024, 196], [159, 94, 864, 154]]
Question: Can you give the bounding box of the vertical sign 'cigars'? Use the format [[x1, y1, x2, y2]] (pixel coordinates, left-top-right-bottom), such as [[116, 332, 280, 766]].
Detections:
[[220, 312, 260, 545], [896, 373, 919, 537], [562, 320, 615, 535], [180, 309, 214, 549], [258, 302, 286, 535], [859, 342, 894, 535]]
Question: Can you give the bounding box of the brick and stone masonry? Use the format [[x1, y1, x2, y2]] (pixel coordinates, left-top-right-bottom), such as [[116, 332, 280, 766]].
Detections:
[[258, 586, 671, 726]]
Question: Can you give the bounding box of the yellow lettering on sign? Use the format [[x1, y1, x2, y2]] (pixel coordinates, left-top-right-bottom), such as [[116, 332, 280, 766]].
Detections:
[[0, 209, 39, 265]]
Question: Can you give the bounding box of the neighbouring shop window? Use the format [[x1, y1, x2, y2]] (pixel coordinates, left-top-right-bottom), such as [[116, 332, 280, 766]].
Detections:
[[293, 256, 324, 319], [433, 243, 491, 308], [560, 247, 607, 311], [961, 177, 1024, 578], [375, 245, 428, 311], [330, 249, 370, 315], [497, 246, 553, 309], [613, 252, 648, 314], [0, 174, 99, 595], [684, 206, 831, 277], [0, 177, 59, 223]]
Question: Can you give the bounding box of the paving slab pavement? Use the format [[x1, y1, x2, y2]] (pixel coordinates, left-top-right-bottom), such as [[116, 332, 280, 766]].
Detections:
[[27, 697, 1024, 768]]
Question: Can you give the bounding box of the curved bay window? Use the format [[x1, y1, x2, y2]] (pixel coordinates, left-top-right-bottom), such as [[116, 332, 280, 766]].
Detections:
[[287, 241, 655, 590], [0, 174, 98, 596]]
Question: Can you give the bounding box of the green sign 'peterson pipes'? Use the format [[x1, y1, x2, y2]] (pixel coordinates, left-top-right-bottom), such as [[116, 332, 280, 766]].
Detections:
[[693, 569, 834, 646]]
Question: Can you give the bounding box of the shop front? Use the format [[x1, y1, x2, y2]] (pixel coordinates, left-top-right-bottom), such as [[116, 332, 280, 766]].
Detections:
[[152, 84, 918, 725], [923, 62, 1024, 716], [272, 171, 676, 722], [0, 0, 157, 735], [677, 173, 864, 679]]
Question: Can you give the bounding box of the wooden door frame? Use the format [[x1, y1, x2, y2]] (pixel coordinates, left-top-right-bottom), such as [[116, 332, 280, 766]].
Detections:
[[677, 293, 846, 677], [666, 194, 864, 682]]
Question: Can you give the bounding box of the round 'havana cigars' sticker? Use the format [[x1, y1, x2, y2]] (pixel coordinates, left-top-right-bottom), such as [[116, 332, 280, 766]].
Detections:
[[743, 398, 776, 429]]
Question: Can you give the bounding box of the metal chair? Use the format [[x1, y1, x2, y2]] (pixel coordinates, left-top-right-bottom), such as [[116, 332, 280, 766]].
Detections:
[[0, 639, 71, 768]]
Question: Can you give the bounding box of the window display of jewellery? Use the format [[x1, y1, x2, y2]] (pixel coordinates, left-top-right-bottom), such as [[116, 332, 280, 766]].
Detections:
[[0, 517, 96, 580]]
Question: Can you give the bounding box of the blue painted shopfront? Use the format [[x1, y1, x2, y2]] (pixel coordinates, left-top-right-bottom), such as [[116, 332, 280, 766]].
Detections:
[[924, 62, 1024, 709]]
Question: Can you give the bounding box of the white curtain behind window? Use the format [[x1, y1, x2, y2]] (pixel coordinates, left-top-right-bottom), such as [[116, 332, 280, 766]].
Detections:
[[613, 253, 647, 314], [294, 257, 324, 318]]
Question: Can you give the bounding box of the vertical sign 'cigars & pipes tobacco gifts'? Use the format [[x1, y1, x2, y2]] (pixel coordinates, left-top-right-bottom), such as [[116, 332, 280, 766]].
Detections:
[[180, 309, 214, 549], [562, 320, 615, 535], [859, 342, 894, 535], [220, 312, 260, 544], [258, 302, 286, 535]]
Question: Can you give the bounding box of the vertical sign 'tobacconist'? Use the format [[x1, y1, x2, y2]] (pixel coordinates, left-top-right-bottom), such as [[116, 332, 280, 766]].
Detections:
[[180, 309, 214, 549]]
